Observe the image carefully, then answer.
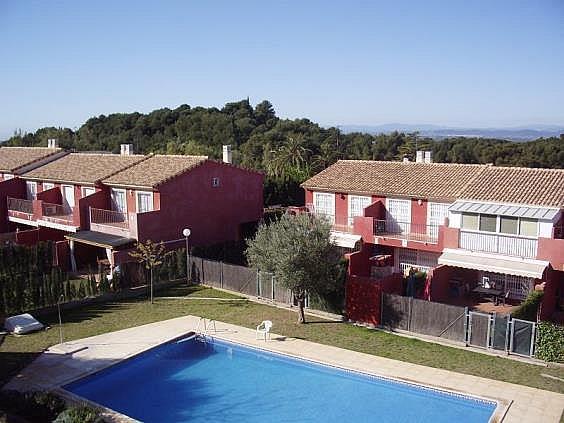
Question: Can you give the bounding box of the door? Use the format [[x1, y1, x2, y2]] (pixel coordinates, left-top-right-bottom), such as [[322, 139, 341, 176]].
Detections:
[[386, 198, 411, 234], [111, 189, 127, 214], [428, 202, 450, 240], [26, 181, 37, 200], [62, 185, 75, 213]]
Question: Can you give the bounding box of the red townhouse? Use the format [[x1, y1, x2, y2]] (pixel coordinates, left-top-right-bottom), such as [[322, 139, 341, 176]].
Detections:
[[300, 155, 564, 323], [0, 144, 264, 272]]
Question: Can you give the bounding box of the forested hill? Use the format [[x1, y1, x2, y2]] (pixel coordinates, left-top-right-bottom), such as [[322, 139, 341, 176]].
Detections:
[[3, 100, 564, 205]]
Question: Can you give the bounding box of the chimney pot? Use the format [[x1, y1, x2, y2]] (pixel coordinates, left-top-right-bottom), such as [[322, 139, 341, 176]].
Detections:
[[416, 150, 424, 163], [47, 138, 59, 148], [120, 144, 134, 155], [424, 151, 432, 164], [222, 145, 232, 164]]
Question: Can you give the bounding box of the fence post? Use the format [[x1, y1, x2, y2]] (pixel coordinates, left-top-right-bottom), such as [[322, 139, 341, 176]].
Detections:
[[504, 315, 510, 353], [271, 274, 275, 301], [464, 307, 469, 346], [256, 270, 260, 297], [530, 322, 537, 357], [486, 314, 493, 349], [407, 296, 413, 332], [508, 317, 514, 355], [220, 261, 224, 289]]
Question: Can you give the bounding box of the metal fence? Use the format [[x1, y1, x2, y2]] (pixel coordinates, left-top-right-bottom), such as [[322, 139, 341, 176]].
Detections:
[[381, 293, 537, 357], [189, 257, 293, 304]]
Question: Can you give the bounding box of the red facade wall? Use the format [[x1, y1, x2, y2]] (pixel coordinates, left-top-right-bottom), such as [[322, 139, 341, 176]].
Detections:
[[345, 274, 403, 325], [411, 198, 427, 227], [537, 238, 564, 272], [335, 193, 347, 224], [539, 267, 563, 321], [78, 188, 111, 230], [346, 278, 383, 325], [15, 229, 39, 245], [137, 161, 263, 246], [305, 190, 313, 207], [0, 178, 26, 232], [37, 187, 62, 204]]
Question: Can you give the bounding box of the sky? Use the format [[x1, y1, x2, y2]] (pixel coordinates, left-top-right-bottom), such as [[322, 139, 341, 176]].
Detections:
[[0, 0, 563, 139]]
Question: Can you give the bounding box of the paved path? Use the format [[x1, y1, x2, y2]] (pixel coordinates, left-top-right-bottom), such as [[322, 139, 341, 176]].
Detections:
[[6, 315, 564, 422]]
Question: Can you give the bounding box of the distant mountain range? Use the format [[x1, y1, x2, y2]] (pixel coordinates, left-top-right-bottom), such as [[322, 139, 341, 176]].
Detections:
[[340, 124, 564, 141]]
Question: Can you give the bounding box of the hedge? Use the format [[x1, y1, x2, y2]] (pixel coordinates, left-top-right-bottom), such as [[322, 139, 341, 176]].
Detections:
[[535, 321, 564, 363]]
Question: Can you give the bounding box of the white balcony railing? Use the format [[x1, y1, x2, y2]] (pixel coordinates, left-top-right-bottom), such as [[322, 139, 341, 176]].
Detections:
[[374, 219, 439, 243], [459, 230, 538, 259], [90, 207, 129, 230]]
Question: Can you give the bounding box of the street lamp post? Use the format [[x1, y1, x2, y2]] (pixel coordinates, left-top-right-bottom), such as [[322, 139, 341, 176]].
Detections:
[[182, 228, 191, 285]]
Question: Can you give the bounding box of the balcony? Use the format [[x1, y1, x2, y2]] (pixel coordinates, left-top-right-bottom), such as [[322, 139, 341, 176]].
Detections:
[[7, 197, 33, 216], [459, 230, 538, 259], [41, 202, 74, 225], [89, 207, 130, 237], [373, 219, 439, 244]]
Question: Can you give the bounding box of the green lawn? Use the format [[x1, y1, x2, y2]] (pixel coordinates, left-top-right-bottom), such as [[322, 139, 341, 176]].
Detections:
[[1, 284, 563, 396]]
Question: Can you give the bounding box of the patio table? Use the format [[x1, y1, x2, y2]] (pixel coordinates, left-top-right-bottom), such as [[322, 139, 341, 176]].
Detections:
[[472, 286, 504, 305]]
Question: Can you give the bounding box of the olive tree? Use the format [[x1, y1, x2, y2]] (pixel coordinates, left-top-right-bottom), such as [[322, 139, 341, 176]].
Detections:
[[246, 213, 341, 323]]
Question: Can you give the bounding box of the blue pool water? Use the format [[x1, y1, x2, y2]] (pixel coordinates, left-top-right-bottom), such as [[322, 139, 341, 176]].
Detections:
[[66, 336, 496, 422]]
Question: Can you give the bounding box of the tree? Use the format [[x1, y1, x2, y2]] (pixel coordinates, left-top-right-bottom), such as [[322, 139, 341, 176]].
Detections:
[[129, 240, 165, 304], [246, 213, 342, 323]]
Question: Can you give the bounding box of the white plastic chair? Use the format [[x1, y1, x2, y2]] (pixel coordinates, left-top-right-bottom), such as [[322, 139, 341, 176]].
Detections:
[[256, 320, 273, 341]]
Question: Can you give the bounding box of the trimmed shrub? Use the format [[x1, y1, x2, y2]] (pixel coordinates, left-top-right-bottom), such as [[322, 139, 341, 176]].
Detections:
[[512, 290, 543, 322], [0, 390, 65, 422], [535, 321, 564, 363], [54, 405, 104, 423]]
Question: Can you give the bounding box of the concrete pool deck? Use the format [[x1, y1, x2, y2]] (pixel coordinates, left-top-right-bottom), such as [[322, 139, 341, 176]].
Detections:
[[5, 315, 564, 423]]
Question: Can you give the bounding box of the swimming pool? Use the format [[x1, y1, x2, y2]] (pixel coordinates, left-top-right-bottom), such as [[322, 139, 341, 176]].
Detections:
[[65, 335, 496, 422]]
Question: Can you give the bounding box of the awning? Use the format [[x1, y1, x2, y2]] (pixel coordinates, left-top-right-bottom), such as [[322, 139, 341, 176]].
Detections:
[[449, 201, 559, 220], [438, 249, 548, 279], [65, 231, 135, 249], [330, 232, 362, 249]]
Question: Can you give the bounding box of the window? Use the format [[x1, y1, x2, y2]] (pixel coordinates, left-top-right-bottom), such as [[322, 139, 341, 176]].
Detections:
[[82, 187, 95, 197], [212, 177, 220, 187], [3, 174, 14, 180], [519, 218, 537, 237], [461, 213, 478, 230], [26, 181, 37, 200], [136, 191, 153, 213], [111, 189, 127, 214], [479, 214, 497, 232], [43, 182, 55, 191], [348, 195, 371, 225], [500, 216, 518, 234], [313, 192, 335, 223]]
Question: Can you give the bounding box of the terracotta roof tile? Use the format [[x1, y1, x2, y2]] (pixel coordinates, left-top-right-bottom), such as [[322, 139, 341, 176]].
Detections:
[[103, 155, 208, 188], [302, 160, 564, 208], [23, 153, 147, 184], [460, 166, 564, 208], [302, 160, 487, 201], [0, 147, 63, 173]]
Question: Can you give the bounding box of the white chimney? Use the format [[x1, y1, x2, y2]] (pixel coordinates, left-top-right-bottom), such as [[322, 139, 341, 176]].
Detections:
[[47, 138, 59, 148], [403, 156, 410, 163], [120, 144, 134, 155], [222, 145, 232, 164], [416, 150, 424, 163], [424, 151, 433, 164]]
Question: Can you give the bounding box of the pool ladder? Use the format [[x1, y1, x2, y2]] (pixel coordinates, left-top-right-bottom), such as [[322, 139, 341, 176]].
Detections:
[[195, 317, 216, 339]]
